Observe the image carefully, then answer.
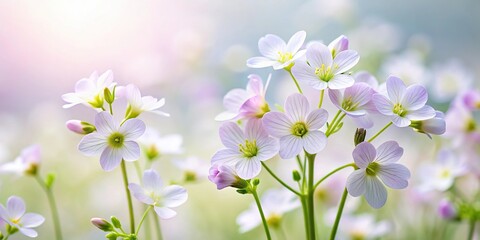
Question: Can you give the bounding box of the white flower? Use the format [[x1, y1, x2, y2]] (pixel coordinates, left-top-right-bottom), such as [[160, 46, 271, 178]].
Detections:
[[62, 70, 116, 109], [138, 128, 183, 160], [173, 156, 209, 182], [78, 112, 145, 171], [0, 145, 41, 175], [418, 149, 466, 192], [430, 60, 473, 102], [119, 84, 169, 119], [337, 214, 391, 240], [0, 196, 45, 238]]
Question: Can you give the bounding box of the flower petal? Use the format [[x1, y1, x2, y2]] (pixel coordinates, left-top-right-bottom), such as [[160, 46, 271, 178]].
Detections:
[[406, 105, 436, 121], [344, 83, 373, 107], [351, 115, 374, 129], [128, 183, 154, 205], [328, 74, 355, 90], [352, 142, 376, 168], [246, 74, 264, 96], [256, 138, 279, 161], [258, 34, 286, 59], [219, 122, 245, 149], [292, 61, 328, 90], [262, 112, 292, 138], [245, 119, 268, 141], [78, 133, 107, 156], [99, 147, 123, 171], [211, 149, 240, 165], [143, 169, 163, 194], [19, 228, 38, 238], [375, 141, 403, 163], [285, 93, 309, 122], [279, 135, 303, 159], [154, 206, 177, 219], [222, 88, 250, 112], [121, 141, 140, 161], [372, 94, 394, 116], [306, 42, 332, 68], [306, 109, 328, 129], [162, 185, 188, 208], [333, 50, 359, 74], [391, 115, 411, 127], [303, 131, 327, 154], [386, 76, 406, 103], [7, 196, 25, 220], [401, 85, 428, 110], [346, 170, 366, 197], [286, 30, 306, 54], [364, 176, 388, 209], [246, 57, 277, 68], [235, 158, 261, 179], [120, 118, 146, 140], [21, 213, 45, 228], [95, 112, 117, 135], [378, 164, 410, 189]]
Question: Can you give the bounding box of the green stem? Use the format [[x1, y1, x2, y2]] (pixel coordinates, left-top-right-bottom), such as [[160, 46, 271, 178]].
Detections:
[[135, 205, 153, 235], [4, 233, 10, 240], [329, 188, 348, 240], [120, 160, 135, 233], [252, 187, 272, 240], [300, 196, 310, 240], [367, 122, 393, 142], [34, 175, 63, 240], [318, 90, 325, 109], [261, 162, 302, 196], [296, 155, 304, 174], [306, 153, 316, 240], [326, 111, 346, 137], [153, 214, 164, 240], [468, 219, 476, 240], [287, 69, 303, 94], [314, 163, 355, 189]]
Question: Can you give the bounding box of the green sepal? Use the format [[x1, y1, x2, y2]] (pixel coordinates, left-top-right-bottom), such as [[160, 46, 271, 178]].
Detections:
[[45, 173, 56, 189], [111, 216, 122, 229]]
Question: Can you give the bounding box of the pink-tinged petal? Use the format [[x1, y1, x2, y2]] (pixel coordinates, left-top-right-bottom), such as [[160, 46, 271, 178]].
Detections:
[[303, 131, 327, 154], [372, 94, 394, 115], [162, 185, 188, 208], [258, 34, 286, 59], [378, 164, 410, 189], [376, 141, 403, 163], [284, 93, 310, 122], [306, 108, 328, 129], [246, 57, 277, 68], [328, 89, 343, 109], [406, 105, 436, 121], [219, 122, 245, 149], [19, 228, 38, 238], [120, 119, 146, 140], [246, 74, 264, 96], [78, 133, 107, 156], [154, 206, 177, 219], [345, 109, 367, 116], [100, 147, 123, 171], [235, 158, 261, 179], [245, 119, 268, 141], [328, 35, 349, 53], [279, 135, 303, 159], [344, 83, 373, 107], [333, 50, 359, 74], [353, 142, 376, 168], [364, 177, 387, 209], [121, 141, 140, 161], [386, 76, 406, 103], [7, 196, 25, 220], [143, 169, 163, 194], [262, 112, 292, 138], [286, 30, 306, 54], [222, 88, 250, 111], [306, 42, 332, 68], [401, 85, 428, 110], [0, 204, 8, 221], [211, 149, 240, 165], [352, 115, 374, 129], [328, 74, 355, 90], [346, 170, 366, 197], [391, 115, 411, 127], [95, 112, 117, 135], [292, 61, 328, 90], [21, 213, 45, 228], [128, 183, 154, 205]]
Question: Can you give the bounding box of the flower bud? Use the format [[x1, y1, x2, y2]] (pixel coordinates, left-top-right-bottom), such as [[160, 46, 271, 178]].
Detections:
[[354, 128, 366, 146], [104, 87, 115, 104], [329, 35, 349, 58], [91, 218, 114, 232], [292, 170, 301, 182], [438, 199, 457, 219], [105, 232, 118, 240], [66, 120, 96, 135], [208, 164, 248, 190], [252, 178, 260, 186]]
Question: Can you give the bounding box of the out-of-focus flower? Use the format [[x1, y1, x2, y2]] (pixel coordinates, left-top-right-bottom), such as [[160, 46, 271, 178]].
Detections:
[[236, 189, 300, 232], [335, 214, 391, 240], [173, 156, 209, 182], [0, 196, 45, 238], [430, 60, 473, 102], [373, 76, 435, 127], [119, 84, 169, 119], [444, 105, 479, 146], [247, 31, 306, 70], [354, 71, 379, 90], [292, 41, 359, 90], [62, 70, 116, 109], [263, 93, 328, 159], [410, 111, 446, 138], [437, 199, 457, 219], [329, 82, 376, 128], [347, 141, 410, 208], [211, 120, 278, 179], [78, 112, 145, 171], [453, 89, 480, 111], [215, 74, 271, 121], [65, 120, 96, 135], [138, 128, 183, 161], [328, 35, 349, 58], [418, 149, 466, 192], [0, 145, 41, 175], [128, 169, 187, 219], [381, 51, 430, 85], [208, 164, 247, 190]]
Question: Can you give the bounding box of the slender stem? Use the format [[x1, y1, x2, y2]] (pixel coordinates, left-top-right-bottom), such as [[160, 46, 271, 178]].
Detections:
[[326, 113, 346, 137], [261, 162, 302, 196], [153, 214, 164, 240], [120, 160, 135, 233], [34, 175, 63, 240], [252, 187, 272, 240], [287, 69, 303, 94], [296, 155, 304, 174], [135, 205, 153, 235], [314, 163, 355, 189], [468, 219, 476, 240], [4, 233, 10, 240], [306, 154, 316, 240], [318, 90, 325, 109], [367, 122, 393, 142], [329, 188, 348, 240], [300, 196, 310, 240], [109, 103, 113, 116]]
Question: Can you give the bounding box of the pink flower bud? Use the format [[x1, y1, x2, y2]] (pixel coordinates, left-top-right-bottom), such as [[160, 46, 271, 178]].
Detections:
[[208, 164, 247, 190], [438, 199, 457, 219], [66, 120, 96, 134]]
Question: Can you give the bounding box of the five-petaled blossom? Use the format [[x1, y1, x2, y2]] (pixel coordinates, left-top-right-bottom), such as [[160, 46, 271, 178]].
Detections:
[[291, 42, 359, 90], [78, 112, 146, 171], [263, 93, 328, 159], [0, 196, 45, 238], [211, 120, 279, 179], [120, 84, 169, 119], [0, 145, 41, 175], [247, 31, 306, 70], [418, 149, 466, 192], [62, 70, 116, 109], [128, 169, 188, 219], [372, 76, 436, 127], [346, 141, 410, 208]]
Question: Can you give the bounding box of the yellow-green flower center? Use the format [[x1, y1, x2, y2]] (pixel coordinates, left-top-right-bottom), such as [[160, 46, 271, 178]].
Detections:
[[350, 231, 366, 240], [342, 97, 360, 111], [88, 94, 104, 109], [291, 122, 308, 137], [267, 213, 282, 228], [466, 118, 476, 132], [255, 103, 271, 118], [315, 64, 336, 82], [239, 140, 258, 158], [108, 132, 125, 148], [278, 51, 293, 63], [366, 162, 380, 176], [393, 103, 407, 117]]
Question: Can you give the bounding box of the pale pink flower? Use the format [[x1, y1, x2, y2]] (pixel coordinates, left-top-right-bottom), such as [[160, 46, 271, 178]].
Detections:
[[62, 70, 116, 109]]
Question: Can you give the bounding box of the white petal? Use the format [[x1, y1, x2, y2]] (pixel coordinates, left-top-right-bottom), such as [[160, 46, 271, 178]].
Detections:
[[219, 122, 245, 149], [7, 196, 25, 220], [222, 88, 250, 111], [372, 94, 394, 116], [328, 89, 343, 110], [306, 109, 328, 129], [128, 183, 154, 205], [286, 30, 306, 54], [351, 115, 374, 129], [333, 50, 359, 74], [78, 133, 107, 156], [279, 135, 303, 159], [262, 112, 292, 138], [215, 111, 239, 122], [406, 105, 436, 121], [0, 204, 8, 222], [284, 93, 309, 122], [256, 138, 279, 161], [391, 115, 411, 127], [121, 141, 140, 161], [162, 185, 188, 208], [154, 207, 177, 219], [303, 131, 327, 154], [99, 147, 123, 171], [245, 119, 268, 141], [306, 42, 332, 68], [61, 93, 83, 108], [95, 112, 117, 135], [376, 141, 403, 163], [328, 75, 355, 90], [352, 142, 376, 168], [19, 228, 38, 238], [346, 170, 366, 197], [258, 34, 286, 59], [364, 177, 387, 209], [237, 207, 262, 233], [386, 76, 406, 103], [292, 61, 327, 90], [235, 158, 261, 179], [246, 57, 277, 68], [143, 169, 163, 194], [211, 149, 240, 165], [401, 85, 428, 110], [344, 83, 373, 107], [141, 96, 165, 112], [119, 118, 146, 140], [21, 213, 45, 228], [378, 164, 410, 189]]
